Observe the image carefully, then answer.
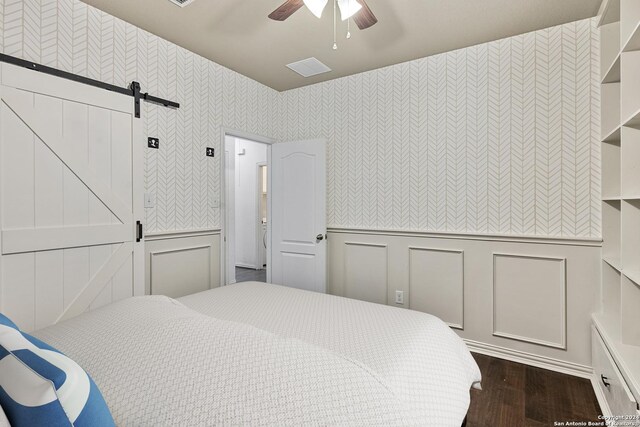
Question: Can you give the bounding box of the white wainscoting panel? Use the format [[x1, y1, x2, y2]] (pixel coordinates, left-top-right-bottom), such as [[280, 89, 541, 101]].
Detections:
[[145, 231, 220, 298], [344, 242, 388, 304], [409, 247, 464, 329], [493, 253, 567, 349], [151, 246, 211, 298], [328, 228, 600, 373]]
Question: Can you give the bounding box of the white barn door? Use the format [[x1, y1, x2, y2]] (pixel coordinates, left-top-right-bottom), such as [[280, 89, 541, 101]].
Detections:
[[0, 63, 143, 332]]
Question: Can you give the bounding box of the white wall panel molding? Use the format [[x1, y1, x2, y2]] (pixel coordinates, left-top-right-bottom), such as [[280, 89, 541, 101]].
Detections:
[[328, 230, 599, 368], [343, 242, 388, 305], [327, 227, 602, 247], [408, 247, 464, 329], [150, 245, 211, 297], [492, 253, 567, 350], [145, 233, 220, 297]]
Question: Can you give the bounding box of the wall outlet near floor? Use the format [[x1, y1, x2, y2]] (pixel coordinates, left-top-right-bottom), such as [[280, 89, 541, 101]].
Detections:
[[395, 290, 404, 305]]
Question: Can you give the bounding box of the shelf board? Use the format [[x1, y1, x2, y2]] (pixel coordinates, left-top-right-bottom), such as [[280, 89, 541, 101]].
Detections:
[[623, 269, 640, 286], [602, 136, 622, 146], [622, 195, 640, 200], [622, 108, 640, 128], [602, 125, 622, 142], [622, 21, 640, 52], [602, 54, 622, 84], [598, 0, 620, 27], [593, 312, 640, 404], [603, 198, 622, 205], [604, 256, 623, 272]]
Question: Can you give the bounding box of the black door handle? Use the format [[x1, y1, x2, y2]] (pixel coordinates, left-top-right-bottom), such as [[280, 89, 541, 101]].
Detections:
[[316, 234, 324, 241], [601, 375, 610, 388], [136, 221, 143, 242]]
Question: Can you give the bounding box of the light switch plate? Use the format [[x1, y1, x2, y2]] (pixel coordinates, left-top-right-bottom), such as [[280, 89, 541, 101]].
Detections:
[[144, 192, 155, 208]]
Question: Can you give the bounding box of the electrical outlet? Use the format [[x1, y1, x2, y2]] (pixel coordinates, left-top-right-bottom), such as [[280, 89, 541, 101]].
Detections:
[[211, 199, 220, 209], [395, 290, 404, 305]]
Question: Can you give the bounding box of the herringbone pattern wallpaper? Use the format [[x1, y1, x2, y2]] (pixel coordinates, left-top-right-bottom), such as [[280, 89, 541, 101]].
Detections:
[[0, 0, 601, 238], [0, 0, 282, 233], [284, 19, 601, 238]]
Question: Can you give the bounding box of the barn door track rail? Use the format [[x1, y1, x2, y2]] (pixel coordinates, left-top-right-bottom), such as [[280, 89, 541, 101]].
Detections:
[[0, 53, 179, 118]]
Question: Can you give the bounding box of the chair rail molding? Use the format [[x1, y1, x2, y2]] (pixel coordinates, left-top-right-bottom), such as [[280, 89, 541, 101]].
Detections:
[[327, 227, 602, 247]]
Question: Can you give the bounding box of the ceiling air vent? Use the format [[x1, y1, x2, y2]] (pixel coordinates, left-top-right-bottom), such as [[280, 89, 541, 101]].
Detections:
[[168, 0, 195, 7], [286, 57, 332, 78]]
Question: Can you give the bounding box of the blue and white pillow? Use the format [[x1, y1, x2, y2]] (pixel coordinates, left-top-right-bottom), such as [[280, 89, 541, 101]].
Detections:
[[0, 313, 114, 427]]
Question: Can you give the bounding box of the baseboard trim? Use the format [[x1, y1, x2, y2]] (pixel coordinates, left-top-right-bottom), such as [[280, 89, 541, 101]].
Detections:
[[464, 339, 593, 379]]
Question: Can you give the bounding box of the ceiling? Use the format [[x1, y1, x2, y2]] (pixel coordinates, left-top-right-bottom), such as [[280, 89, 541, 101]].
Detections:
[[81, 0, 600, 92]]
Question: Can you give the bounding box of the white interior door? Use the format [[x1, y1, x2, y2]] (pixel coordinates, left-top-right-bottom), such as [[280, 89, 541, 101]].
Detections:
[[271, 139, 326, 293], [0, 63, 143, 332]]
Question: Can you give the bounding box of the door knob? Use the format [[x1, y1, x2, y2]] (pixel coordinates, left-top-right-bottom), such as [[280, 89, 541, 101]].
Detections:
[[316, 234, 324, 241]]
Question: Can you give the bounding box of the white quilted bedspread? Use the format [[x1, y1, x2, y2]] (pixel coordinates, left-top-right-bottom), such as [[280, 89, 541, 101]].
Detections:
[[33, 296, 420, 426], [179, 282, 482, 426]]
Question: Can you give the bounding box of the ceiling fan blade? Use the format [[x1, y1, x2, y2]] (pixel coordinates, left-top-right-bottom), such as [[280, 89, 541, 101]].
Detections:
[[353, 0, 377, 29], [268, 0, 305, 21]]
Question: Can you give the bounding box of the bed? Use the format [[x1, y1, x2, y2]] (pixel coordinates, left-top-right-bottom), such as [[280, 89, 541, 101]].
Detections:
[[29, 282, 481, 426]]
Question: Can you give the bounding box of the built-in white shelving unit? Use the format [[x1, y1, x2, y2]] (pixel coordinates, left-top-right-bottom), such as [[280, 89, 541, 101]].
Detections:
[[595, 0, 640, 415]]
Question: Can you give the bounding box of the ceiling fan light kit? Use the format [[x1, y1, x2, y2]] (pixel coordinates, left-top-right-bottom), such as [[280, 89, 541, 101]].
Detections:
[[269, 0, 377, 50], [302, 0, 361, 20], [337, 0, 362, 20], [303, 0, 328, 18]]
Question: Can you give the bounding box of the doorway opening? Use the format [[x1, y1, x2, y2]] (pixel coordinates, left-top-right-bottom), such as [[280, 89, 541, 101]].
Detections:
[[223, 133, 272, 285]]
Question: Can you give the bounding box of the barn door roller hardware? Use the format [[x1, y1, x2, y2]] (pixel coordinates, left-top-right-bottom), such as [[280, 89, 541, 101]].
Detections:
[[0, 53, 179, 118]]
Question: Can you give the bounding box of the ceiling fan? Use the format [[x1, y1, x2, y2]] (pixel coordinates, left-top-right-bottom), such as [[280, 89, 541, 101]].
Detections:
[[268, 0, 378, 30]]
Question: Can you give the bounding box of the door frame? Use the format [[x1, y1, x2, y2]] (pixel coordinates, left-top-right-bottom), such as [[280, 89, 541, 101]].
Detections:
[[255, 161, 267, 272], [220, 128, 275, 286]]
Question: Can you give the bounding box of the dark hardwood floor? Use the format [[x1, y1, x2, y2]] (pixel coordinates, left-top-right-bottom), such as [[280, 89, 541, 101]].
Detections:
[[235, 267, 266, 283], [467, 353, 602, 427]]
